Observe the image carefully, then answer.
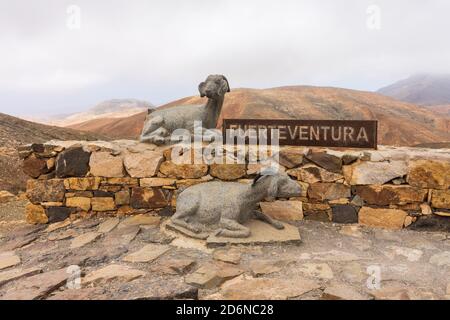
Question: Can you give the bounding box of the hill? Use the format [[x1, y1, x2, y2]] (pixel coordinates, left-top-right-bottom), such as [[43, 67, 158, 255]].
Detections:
[[378, 74, 450, 106], [0, 113, 106, 194], [68, 86, 450, 147]]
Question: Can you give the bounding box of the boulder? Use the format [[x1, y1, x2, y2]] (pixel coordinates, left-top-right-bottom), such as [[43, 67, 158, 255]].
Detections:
[[89, 152, 124, 177], [308, 183, 351, 201], [331, 205, 359, 224], [354, 185, 428, 206], [306, 152, 342, 173], [358, 207, 407, 230], [259, 200, 303, 221], [130, 187, 169, 209], [64, 177, 101, 191], [123, 152, 163, 178], [344, 160, 407, 185], [55, 147, 90, 178], [407, 160, 450, 190], [26, 179, 65, 204], [287, 164, 343, 183], [25, 203, 48, 224], [66, 197, 91, 211], [159, 161, 208, 179], [431, 190, 450, 209], [22, 157, 48, 178]]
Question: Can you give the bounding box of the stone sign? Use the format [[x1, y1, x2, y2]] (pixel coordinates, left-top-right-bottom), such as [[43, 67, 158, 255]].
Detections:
[[223, 119, 378, 149]]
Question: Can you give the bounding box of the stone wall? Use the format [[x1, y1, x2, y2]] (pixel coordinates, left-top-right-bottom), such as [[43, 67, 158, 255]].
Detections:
[[19, 140, 450, 230]]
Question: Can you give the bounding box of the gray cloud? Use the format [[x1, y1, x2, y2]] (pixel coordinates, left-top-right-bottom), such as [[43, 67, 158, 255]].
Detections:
[[1, 0, 449, 116]]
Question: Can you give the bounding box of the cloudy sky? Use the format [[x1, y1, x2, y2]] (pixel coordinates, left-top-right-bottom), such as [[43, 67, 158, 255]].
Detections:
[[1, 0, 450, 117]]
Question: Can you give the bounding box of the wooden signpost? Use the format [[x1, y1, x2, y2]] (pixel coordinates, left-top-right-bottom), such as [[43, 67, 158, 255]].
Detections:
[[222, 119, 378, 149]]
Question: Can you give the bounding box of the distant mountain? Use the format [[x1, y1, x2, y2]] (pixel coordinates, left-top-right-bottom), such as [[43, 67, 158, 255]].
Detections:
[[42, 99, 153, 127], [0, 113, 106, 194], [378, 74, 450, 106], [67, 86, 450, 147]]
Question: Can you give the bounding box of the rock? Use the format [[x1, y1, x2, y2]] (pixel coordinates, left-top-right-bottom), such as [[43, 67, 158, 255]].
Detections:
[[97, 218, 120, 233], [122, 244, 170, 263], [210, 163, 246, 180], [0, 268, 69, 300], [308, 183, 351, 201], [66, 197, 91, 211], [45, 219, 71, 233], [403, 216, 415, 227], [211, 275, 321, 300], [431, 190, 450, 209], [388, 246, 423, 262], [117, 214, 160, 229], [22, 157, 48, 178], [91, 197, 115, 211], [55, 147, 91, 178], [45, 207, 76, 223], [184, 263, 244, 289], [26, 179, 65, 204], [429, 251, 450, 267], [259, 200, 303, 221], [339, 225, 363, 238], [0, 190, 16, 204], [331, 205, 358, 223], [287, 164, 343, 183], [344, 160, 407, 185], [120, 277, 197, 300], [420, 203, 433, 215], [48, 229, 78, 241], [278, 147, 305, 169], [351, 195, 364, 207], [0, 267, 42, 287], [48, 288, 105, 300], [25, 203, 48, 224], [306, 152, 342, 173], [64, 177, 101, 191], [130, 187, 169, 209], [102, 225, 141, 246], [0, 233, 39, 251], [123, 152, 163, 178], [83, 264, 145, 285], [152, 258, 197, 275], [249, 260, 282, 277], [89, 152, 124, 177], [341, 262, 365, 283], [213, 248, 242, 264], [358, 207, 407, 230], [370, 287, 411, 300], [114, 190, 130, 205], [70, 231, 102, 249], [0, 251, 21, 271], [298, 263, 334, 280], [159, 161, 208, 179], [206, 220, 301, 248], [140, 178, 177, 187], [322, 283, 369, 300], [408, 160, 450, 190], [354, 185, 428, 206], [342, 154, 359, 165], [392, 177, 406, 185], [409, 215, 450, 233]]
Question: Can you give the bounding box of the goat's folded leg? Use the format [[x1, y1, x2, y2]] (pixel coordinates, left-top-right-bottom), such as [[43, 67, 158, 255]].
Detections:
[[253, 210, 285, 230], [214, 218, 251, 238], [171, 217, 203, 234]]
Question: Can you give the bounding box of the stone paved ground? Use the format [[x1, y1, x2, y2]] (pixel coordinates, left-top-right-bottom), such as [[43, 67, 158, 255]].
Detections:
[[0, 203, 449, 300]]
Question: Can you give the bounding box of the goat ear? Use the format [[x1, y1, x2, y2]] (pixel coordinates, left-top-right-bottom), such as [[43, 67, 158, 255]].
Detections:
[[221, 75, 230, 93], [252, 174, 263, 186], [198, 81, 206, 97]]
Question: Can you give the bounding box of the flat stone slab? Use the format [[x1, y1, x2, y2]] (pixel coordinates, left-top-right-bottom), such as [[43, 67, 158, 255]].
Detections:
[[0, 251, 21, 271], [206, 220, 301, 248], [122, 244, 170, 263]]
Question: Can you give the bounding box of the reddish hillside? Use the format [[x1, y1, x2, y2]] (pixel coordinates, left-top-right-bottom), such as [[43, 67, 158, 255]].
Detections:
[[67, 86, 450, 146]]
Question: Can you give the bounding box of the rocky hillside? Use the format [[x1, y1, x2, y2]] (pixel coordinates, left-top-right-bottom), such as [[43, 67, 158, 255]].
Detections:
[[0, 113, 106, 194], [427, 104, 450, 117], [378, 74, 450, 106], [70, 86, 450, 147]]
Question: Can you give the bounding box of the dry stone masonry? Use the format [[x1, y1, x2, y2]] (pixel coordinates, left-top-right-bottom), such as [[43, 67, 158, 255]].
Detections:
[[18, 140, 450, 230]]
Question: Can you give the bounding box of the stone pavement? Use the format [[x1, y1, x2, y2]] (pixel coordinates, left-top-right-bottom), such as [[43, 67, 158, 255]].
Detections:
[[0, 214, 449, 300]]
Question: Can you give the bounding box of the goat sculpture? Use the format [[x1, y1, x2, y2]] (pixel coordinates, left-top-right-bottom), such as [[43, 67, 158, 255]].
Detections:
[[140, 74, 230, 145], [170, 172, 302, 238]]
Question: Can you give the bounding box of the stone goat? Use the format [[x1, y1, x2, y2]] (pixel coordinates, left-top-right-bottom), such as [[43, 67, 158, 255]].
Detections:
[[140, 74, 230, 145], [170, 172, 302, 238]]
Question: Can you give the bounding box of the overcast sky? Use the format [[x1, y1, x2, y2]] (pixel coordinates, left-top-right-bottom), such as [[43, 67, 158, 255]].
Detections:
[[1, 0, 450, 117]]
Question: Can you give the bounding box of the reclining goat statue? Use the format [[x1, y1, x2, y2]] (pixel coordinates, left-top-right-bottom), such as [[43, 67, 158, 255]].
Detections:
[[140, 74, 230, 145], [170, 172, 302, 238]]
